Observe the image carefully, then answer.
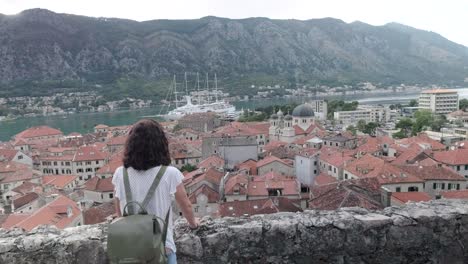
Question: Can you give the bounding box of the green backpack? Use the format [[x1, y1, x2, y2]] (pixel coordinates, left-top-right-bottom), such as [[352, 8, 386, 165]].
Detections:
[[108, 166, 170, 264]]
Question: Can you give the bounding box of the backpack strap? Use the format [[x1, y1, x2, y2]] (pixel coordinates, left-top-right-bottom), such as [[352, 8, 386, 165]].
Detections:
[[141, 166, 168, 210], [162, 208, 171, 244], [123, 167, 135, 215]]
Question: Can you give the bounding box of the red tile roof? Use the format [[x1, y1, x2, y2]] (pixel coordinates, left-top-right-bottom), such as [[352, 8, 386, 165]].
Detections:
[[11, 182, 40, 195], [213, 122, 267, 137], [186, 168, 224, 189], [219, 197, 302, 217], [263, 141, 288, 152], [398, 165, 466, 181], [96, 151, 123, 175], [107, 136, 127, 146], [256, 155, 292, 168], [319, 148, 355, 168], [0, 162, 34, 183], [13, 192, 39, 210], [42, 175, 78, 189], [312, 173, 338, 186], [310, 178, 383, 210], [236, 159, 257, 175], [441, 190, 468, 199], [248, 172, 299, 197], [293, 125, 306, 135], [198, 155, 225, 169], [0, 149, 19, 161], [391, 192, 431, 204], [73, 145, 108, 162], [84, 177, 114, 192], [188, 185, 219, 204], [15, 126, 63, 140], [1, 214, 31, 229], [13, 195, 81, 231], [433, 149, 468, 165], [397, 134, 446, 151], [344, 154, 385, 178], [224, 173, 249, 196], [83, 202, 115, 225]]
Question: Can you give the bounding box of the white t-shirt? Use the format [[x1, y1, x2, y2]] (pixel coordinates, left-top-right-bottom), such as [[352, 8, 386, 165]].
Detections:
[[112, 165, 184, 253]]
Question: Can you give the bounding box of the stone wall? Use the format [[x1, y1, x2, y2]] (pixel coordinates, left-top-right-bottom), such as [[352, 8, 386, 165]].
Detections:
[[1, 200, 468, 263]]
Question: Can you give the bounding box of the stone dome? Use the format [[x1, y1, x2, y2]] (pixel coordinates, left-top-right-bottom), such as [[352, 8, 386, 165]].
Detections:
[[292, 103, 315, 117], [284, 114, 293, 121], [270, 113, 278, 119]]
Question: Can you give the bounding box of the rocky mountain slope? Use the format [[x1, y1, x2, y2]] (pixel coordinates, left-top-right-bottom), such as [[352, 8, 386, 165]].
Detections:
[[0, 9, 467, 96]]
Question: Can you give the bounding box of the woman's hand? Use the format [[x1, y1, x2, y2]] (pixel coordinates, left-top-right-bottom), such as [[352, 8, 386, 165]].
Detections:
[[189, 217, 200, 229]]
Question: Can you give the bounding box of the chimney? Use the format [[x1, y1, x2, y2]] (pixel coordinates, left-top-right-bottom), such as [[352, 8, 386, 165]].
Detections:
[[380, 187, 392, 207]]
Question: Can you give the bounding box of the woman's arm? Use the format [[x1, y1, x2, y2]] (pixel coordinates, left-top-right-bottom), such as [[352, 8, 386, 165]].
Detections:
[[114, 197, 122, 217], [175, 183, 199, 228]]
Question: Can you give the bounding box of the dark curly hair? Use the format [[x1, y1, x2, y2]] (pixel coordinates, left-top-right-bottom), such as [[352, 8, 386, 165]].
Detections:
[[123, 119, 171, 170]]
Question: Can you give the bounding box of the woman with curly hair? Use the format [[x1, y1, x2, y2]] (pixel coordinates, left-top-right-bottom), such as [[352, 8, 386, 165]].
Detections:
[[112, 119, 198, 264]]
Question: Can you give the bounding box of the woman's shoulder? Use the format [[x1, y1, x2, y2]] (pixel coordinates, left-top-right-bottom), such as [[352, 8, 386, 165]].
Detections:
[[163, 165, 182, 175], [113, 166, 125, 177]]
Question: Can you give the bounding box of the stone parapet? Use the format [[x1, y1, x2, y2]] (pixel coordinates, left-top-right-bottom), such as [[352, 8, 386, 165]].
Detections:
[[1, 200, 468, 263]]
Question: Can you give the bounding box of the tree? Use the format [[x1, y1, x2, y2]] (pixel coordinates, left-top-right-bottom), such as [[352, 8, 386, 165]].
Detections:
[[363, 122, 378, 136], [431, 115, 447, 132], [180, 164, 197, 173], [346, 125, 357, 136], [408, 99, 418, 107], [392, 130, 407, 139], [395, 118, 414, 138], [357, 119, 367, 132], [412, 110, 433, 134], [460, 99, 468, 111]]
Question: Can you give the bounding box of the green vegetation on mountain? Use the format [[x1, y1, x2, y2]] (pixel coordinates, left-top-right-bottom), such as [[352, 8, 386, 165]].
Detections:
[[0, 9, 467, 101]]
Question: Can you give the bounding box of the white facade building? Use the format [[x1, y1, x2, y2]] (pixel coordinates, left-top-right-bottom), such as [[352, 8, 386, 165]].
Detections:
[[419, 89, 459, 115], [334, 106, 392, 125]]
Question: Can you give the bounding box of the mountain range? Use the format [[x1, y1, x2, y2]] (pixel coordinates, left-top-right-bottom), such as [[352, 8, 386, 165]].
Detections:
[[0, 8, 467, 98]]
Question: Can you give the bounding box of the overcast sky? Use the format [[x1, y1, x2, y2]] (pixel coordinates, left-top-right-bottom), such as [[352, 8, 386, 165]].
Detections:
[[2, 0, 467, 46]]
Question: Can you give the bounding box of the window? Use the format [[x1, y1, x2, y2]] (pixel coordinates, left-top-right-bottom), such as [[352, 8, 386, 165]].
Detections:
[[396, 187, 401, 192], [96, 161, 99, 164], [328, 165, 332, 171], [54, 162, 57, 165], [457, 184, 461, 190], [109, 193, 114, 199], [448, 183, 452, 190], [194, 207, 199, 213], [457, 166, 461, 171], [335, 143, 338, 147], [465, 165, 468, 170], [314, 170, 317, 174], [79, 176, 83, 180], [86, 161, 91, 165], [101, 176, 105, 179], [433, 183, 437, 189], [314, 161, 317, 165], [333, 168, 336, 173], [65, 162, 70, 166], [408, 186, 418, 192], [18, 155, 23, 160]]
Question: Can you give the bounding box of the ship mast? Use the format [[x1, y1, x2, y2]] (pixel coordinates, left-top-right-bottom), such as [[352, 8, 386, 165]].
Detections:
[[173, 75, 178, 108], [206, 73, 210, 104], [184, 72, 188, 96], [214, 73, 219, 102], [197, 72, 201, 105]]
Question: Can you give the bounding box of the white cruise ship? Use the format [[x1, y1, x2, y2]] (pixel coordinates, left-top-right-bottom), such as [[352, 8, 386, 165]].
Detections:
[[162, 73, 238, 120]]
